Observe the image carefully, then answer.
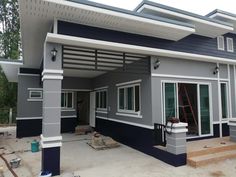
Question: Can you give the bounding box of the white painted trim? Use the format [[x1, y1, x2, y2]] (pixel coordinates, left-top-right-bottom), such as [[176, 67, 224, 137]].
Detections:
[[27, 88, 43, 91], [96, 110, 108, 114], [116, 79, 142, 86], [42, 69, 63, 75], [61, 109, 76, 112], [18, 73, 40, 77], [45, 0, 195, 33], [152, 73, 218, 81], [217, 36, 225, 51], [226, 37, 234, 52], [27, 99, 43, 102], [165, 128, 188, 133], [116, 112, 143, 119], [41, 142, 62, 148], [217, 63, 223, 138], [62, 89, 92, 92], [16, 115, 76, 120], [136, 4, 233, 31], [41, 135, 62, 142], [96, 116, 154, 129], [53, 18, 58, 34], [227, 65, 232, 118], [94, 86, 108, 91], [209, 12, 236, 21], [61, 115, 77, 118], [42, 75, 63, 81], [166, 122, 188, 128], [16, 117, 43, 120], [46, 33, 236, 64]]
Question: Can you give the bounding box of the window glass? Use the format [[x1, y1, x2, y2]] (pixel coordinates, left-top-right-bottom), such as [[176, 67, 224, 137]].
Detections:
[[221, 83, 228, 119], [119, 88, 125, 110], [96, 90, 107, 109], [67, 92, 73, 108], [135, 86, 140, 112], [227, 38, 234, 52], [217, 36, 225, 51], [30, 91, 42, 98], [118, 84, 140, 113], [200, 85, 210, 135], [164, 83, 177, 121], [127, 87, 134, 110]]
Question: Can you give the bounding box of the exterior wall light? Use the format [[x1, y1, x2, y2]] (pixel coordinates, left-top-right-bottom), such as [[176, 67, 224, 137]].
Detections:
[[51, 48, 58, 62], [154, 59, 160, 70], [213, 66, 219, 75]]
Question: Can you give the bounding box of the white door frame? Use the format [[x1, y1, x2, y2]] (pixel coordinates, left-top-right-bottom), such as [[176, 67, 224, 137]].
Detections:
[[161, 80, 213, 138], [89, 91, 96, 127]]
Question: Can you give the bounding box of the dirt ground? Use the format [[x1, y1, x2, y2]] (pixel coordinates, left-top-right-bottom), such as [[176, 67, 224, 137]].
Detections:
[[0, 126, 236, 177]]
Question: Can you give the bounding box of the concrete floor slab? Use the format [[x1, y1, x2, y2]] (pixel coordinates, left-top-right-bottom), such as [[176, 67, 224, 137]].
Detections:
[[0, 127, 236, 177]]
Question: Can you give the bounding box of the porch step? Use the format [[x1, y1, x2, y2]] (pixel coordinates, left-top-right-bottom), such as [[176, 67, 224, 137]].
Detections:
[[187, 144, 236, 167], [187, 144, 236, 158], [187, 149, 236, 168]]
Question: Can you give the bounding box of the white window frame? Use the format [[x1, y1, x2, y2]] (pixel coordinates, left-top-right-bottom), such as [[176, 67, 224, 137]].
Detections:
[[117, 83, 141, 115], [95, 89, 108, 111], [226, 37, 234, 52], [61, 91, 74, 109], [28, 89, 43, 101], [217, 36, 225, 51]]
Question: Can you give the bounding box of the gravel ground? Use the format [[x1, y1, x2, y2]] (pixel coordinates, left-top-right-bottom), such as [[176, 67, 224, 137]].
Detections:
[[0, 126, 236, 177]]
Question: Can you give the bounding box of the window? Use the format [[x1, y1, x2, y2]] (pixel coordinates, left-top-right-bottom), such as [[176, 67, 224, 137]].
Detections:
[[61, 92, 73, 109], [220, 83, 229, 119], [96, 90, 107, 110], [29, 90, 43, 99], [217, 36, 225, 51], [118, 84, 140, 114], [227, 37, 234, 52]]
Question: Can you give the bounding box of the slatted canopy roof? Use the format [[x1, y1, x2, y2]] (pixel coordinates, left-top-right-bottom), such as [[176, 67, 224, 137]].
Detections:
[[19, 0, 195, 68]]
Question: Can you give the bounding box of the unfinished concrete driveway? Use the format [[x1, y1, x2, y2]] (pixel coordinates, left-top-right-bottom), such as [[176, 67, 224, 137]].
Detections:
[[0, 127, 236, 177]]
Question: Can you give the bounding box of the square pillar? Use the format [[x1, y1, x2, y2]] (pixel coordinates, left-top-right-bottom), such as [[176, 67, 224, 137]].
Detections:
[[229, 118, 236, 142], [41, 43, 63, 176], [166, 122, 188, 155]]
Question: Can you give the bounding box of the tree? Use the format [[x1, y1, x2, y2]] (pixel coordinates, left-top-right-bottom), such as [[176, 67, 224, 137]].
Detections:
[[0, 0, 20, 109]]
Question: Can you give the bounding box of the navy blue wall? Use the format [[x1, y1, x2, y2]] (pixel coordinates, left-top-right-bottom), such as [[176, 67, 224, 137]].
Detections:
[[58, 21, 236, 60]]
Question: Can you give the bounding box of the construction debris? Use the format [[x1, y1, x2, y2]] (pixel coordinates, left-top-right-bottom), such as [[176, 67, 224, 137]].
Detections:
[[88, 132, 120, 150], [75, 125, 93, 135]]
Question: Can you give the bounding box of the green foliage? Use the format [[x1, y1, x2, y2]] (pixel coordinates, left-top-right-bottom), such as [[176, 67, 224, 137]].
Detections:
[[0, 0, 20, 109]]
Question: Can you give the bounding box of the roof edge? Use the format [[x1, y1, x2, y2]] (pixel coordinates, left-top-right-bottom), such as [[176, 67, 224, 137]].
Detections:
[[134, 0, 233, 28]]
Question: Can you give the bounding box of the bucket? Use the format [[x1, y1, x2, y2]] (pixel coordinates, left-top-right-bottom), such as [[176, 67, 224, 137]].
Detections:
[[10, 158, 21, 168], [31, 140, 39, 153], [39, 171, 52, 177]]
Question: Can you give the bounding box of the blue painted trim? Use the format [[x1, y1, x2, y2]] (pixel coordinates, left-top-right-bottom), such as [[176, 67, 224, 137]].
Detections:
[[134, 0, 232, 27], [95, 118, 186, 166], [58, 21, 236, 60], [42, 147, 60, 176], [67, 0, 194, 28]]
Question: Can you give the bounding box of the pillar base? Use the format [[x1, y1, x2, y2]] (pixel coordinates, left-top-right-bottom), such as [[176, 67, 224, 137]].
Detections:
[[42, 147, 60, 176]]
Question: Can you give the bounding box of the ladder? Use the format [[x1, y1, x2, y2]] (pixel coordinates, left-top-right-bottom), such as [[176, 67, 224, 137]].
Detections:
[[178, 84, 198, 127]]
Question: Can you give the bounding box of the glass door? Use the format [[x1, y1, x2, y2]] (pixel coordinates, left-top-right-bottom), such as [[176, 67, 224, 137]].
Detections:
[[199, 84, 211, 135], [163, 83, 177, 123]]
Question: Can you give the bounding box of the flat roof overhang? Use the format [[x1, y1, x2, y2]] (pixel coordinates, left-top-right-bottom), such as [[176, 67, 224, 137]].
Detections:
[[207, 10, 236, 34], [0, 60, 23, 83], [46, 33, 236, 65], [19, 0, 195, 69], [135, 1, 234, 38]]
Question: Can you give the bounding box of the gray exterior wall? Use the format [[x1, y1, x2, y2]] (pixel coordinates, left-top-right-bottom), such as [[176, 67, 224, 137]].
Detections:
[[150, 57, 231, 125], [17, 75, 92, 119], [92, 72, 153, 126], [17, 75, 42, 117]]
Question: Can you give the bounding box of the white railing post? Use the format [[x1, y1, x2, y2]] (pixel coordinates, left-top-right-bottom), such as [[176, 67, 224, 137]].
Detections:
[[9, 108, 13, 125]]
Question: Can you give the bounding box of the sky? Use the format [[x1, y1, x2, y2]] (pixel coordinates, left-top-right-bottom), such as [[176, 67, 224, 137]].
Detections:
[[88, 0, 236, 15]]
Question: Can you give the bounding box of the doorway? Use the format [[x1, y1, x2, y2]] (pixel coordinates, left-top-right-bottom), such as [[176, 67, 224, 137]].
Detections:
[[162, 81, 212, 137], [77, 92, 90, 125]]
